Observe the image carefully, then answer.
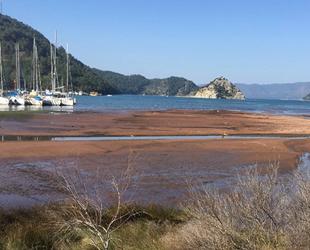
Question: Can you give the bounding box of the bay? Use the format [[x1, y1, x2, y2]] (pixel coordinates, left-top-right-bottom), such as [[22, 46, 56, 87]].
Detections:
[[1, 95, 310, 115]]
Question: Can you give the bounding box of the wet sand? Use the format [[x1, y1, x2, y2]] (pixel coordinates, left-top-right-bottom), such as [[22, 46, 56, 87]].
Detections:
[[0, 110, 310, 206]]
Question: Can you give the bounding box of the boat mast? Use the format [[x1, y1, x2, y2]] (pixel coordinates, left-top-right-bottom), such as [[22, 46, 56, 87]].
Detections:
[[15, 44, 20, 90], [54, 30, 57, 93], [66, 43, 69, 95], [0, 41, 3, 94], [50, 43, 53, 92], [32, 37, 36, 91], [34, 38, 39, 91]]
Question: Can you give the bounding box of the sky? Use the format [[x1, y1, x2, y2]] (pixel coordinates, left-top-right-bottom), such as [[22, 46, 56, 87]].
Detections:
[[1, 0, 310, 85]]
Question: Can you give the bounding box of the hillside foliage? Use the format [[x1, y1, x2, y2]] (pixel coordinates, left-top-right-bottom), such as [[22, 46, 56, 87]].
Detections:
[[94, 69, 199, 96]]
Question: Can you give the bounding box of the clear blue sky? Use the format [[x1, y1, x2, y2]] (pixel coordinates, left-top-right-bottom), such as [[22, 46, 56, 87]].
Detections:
[[1, 0, 310, 85]]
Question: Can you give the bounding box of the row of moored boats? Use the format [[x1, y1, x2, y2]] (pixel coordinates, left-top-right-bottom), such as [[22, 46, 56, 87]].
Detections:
[[0, 31, 77, 107], [0, 90, 76, 106]]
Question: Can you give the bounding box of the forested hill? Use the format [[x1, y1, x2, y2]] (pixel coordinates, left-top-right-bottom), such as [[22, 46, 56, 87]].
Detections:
[[0, 14, 199, 96], [92, 69, 199, 96]]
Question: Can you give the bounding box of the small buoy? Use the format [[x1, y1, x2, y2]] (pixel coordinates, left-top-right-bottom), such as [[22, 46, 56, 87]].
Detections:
[[221, 132, 228, 138]]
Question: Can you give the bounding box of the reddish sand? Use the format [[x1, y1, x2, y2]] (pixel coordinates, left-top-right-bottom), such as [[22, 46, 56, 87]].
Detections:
[[0, 110, 309, 206]]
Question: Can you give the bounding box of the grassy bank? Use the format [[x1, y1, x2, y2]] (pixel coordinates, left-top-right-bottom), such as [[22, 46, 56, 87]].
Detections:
[[1, 162, 310, 249]]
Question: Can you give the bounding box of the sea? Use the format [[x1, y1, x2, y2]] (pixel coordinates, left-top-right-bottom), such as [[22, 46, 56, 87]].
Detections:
[[0, 95, 309, 115]]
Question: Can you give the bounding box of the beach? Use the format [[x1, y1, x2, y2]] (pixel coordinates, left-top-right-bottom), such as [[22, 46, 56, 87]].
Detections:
[[0, 110, 310, 206]]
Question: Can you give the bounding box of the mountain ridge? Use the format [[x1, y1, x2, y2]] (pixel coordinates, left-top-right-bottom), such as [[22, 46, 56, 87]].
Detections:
[[235, 82, 310, 100], [1, 13, 310, 99]]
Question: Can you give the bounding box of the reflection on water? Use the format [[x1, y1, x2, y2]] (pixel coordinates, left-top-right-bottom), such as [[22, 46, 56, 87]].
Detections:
[[0, 135, 309, 142], [1, 151, 309, 208], [0, 105, 74, 112]]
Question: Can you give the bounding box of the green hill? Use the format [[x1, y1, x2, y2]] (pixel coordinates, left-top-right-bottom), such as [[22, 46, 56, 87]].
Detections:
[[93, 70, 199, 96], [0, 14, 199, 96]]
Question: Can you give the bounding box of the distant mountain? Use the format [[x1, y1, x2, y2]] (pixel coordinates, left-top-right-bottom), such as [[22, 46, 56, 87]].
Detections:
[[92, 70, 199, 96], [144, 76, 199, 96], [190, 77, 245, 99], [235, 82, 310, 100]]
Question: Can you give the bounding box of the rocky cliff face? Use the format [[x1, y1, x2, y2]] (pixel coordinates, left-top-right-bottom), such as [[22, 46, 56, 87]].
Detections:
[[302, 93, 310, 101], [193, 77, 245, 99]]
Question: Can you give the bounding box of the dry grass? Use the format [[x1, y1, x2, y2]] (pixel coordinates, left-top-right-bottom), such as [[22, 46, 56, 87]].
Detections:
[[161, 161, 310, 250], [2, 159, 310, 249]]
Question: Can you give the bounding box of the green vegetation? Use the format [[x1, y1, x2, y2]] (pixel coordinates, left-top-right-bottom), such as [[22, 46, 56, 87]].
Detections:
[[144, 76, 199, 96], [2, 163, 310, 249], [92, 71, 199, 96]]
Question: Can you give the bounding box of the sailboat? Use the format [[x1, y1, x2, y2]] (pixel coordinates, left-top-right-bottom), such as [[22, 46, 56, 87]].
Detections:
[[43, 30, 65, 106], [9, 44, 25, 105], [60, 43, 75, 106], [0, 42, 9, 105], [25, 38, 43, 106]]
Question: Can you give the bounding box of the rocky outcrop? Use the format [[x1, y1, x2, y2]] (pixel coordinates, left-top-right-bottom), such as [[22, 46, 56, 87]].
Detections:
[[302, 93, 310, 101], [193, 77, 245, 99]]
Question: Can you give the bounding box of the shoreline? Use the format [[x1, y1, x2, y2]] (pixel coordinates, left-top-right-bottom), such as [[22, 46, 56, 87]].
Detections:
[[1, 109, 310, 137], [0, 109, 309, 206]]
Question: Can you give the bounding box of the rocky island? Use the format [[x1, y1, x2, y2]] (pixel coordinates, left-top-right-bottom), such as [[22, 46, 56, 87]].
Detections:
[[302, 93, 310, 101], [192, 77, 245, 99]]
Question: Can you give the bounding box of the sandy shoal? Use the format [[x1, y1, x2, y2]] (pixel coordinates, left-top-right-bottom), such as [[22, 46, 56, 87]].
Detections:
[[0, 110, 309, 205]]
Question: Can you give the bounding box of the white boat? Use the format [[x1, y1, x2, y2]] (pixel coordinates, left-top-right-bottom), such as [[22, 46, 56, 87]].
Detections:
[[9, 44, 25, 106], [43, 31, 61, 106], [9, 92, 25, 105], [24, 91, 43, 106], [43, 31, 76, 106], [59, 43, 75, 106], [42, 90, 61, 106], [0, 42, 9, 105], [25, 38, 43, 106], [43, 91, 74, 106]]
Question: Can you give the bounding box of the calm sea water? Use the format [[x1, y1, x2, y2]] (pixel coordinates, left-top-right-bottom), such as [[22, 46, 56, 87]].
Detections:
[[0, 95, 309, 115]]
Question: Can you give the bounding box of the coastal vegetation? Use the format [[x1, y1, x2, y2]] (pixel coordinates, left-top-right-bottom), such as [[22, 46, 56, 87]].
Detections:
[[1, 162, 310, 249]]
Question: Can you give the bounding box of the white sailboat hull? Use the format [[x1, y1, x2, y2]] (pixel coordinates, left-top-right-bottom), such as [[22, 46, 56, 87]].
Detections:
[[0, 96, 9, 105], [9, 96, 25, 105], [25, 97, 43, 106], [42, 96, 61, 106], [60, 97, 75, 106]]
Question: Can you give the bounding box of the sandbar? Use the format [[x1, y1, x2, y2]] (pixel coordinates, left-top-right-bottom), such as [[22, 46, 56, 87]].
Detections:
[[0, 110, 309, 206]]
